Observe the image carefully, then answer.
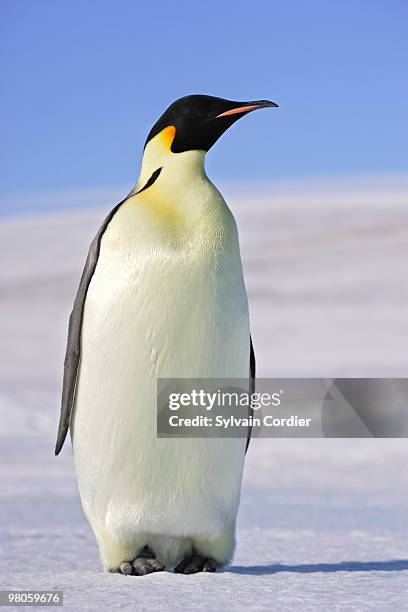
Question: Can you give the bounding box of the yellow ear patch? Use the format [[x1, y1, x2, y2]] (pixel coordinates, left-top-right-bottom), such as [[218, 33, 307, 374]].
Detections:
[[159, 125, 176, 150]]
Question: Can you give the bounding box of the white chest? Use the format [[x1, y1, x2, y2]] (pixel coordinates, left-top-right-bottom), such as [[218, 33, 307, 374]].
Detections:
[[82, 191, 250, 379]]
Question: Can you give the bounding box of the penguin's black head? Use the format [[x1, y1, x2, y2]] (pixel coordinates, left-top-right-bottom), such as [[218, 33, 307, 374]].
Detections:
[[145, 94, 278, 153]]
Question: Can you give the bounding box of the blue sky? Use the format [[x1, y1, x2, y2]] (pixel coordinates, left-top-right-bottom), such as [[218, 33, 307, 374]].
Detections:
[[1, 0, 407, 213]]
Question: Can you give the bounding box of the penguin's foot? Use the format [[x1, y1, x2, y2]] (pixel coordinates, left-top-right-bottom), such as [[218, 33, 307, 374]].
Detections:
[[174, 553, 218, 574], [117, 546, 166, 576]]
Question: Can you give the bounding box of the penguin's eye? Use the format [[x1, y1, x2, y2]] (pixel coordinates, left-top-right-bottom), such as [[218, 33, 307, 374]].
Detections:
[[195, 108, 207, 119]]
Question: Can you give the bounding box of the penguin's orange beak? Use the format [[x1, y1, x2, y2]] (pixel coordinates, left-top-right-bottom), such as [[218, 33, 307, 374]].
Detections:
[[215, 100, 278, 118]]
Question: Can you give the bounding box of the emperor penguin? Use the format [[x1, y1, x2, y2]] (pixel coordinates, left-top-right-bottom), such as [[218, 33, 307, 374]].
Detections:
[[55, 95, 277, 575]]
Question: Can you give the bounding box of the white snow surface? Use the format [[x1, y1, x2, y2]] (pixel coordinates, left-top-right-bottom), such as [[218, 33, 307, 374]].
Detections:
[[1, 178, 408, 610]]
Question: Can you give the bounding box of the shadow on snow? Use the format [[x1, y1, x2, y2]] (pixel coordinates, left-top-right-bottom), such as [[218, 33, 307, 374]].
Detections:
[[229, 559, 408, 575]]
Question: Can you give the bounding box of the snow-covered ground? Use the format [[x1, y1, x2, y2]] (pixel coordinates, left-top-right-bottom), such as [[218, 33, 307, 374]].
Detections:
[[1, 177, 408, 610]]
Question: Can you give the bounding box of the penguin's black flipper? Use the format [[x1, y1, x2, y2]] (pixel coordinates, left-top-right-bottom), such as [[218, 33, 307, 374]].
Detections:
[[55, 199, 126, 455], [245, 336, 256, 454]]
